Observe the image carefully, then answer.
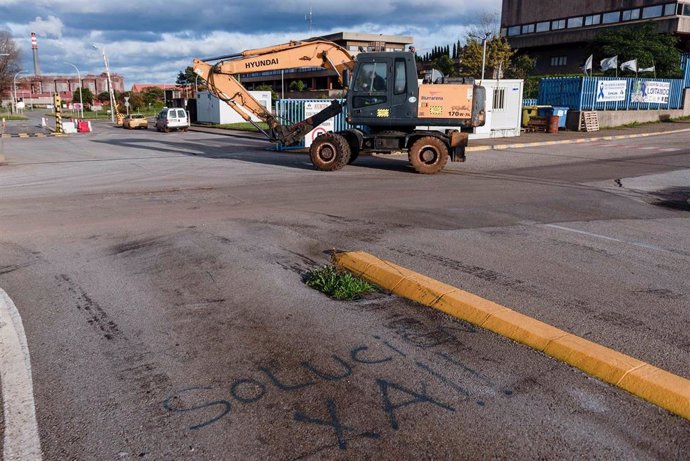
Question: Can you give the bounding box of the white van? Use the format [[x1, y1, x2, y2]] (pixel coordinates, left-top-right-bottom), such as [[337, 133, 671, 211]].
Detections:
[[155, 108, 190, 132]]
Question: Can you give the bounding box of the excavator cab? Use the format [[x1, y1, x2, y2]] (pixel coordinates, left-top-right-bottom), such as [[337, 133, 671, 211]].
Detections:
[[347, 51, 485, 130], [347, 52, 419, 129]]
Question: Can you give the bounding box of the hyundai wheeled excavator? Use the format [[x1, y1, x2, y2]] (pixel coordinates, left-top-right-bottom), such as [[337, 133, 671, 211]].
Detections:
[[193, 39, 485, 174]]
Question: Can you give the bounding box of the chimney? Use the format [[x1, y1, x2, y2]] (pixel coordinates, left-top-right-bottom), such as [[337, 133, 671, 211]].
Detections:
[[31, 32, 41, 76]]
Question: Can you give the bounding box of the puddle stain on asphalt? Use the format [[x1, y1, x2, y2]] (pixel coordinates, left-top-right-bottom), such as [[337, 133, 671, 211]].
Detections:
[[649, 187, 690, 212]]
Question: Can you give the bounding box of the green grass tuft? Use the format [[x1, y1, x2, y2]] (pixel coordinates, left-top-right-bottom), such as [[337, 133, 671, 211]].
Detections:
[[305, 265, 376, 300]]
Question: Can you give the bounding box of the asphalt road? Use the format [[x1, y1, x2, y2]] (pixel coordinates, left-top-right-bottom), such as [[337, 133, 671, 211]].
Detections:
[[0, 122, 689, 460]]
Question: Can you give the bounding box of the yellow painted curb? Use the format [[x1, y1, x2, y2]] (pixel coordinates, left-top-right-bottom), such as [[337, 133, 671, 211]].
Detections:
[[334, 251, 690, 421]]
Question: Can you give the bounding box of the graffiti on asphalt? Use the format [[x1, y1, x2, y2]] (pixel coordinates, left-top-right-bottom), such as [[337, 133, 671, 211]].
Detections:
[[163, 325, 514, 452]]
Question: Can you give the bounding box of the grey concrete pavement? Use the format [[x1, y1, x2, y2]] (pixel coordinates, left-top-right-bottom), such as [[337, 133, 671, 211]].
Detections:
[[0, 126, 688, 459]]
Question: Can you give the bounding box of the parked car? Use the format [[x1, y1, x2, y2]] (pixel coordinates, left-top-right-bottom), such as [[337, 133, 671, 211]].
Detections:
[[122, 114, 149, 129], [155, 108, 190, 132]]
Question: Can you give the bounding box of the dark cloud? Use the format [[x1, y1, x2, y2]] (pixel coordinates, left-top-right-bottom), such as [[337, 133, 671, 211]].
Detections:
[[1, 0, 500, 84]]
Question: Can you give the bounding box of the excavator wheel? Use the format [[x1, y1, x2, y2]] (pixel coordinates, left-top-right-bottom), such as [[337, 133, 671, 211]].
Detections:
[[309, 133, 351, 171], [408, 136, 449, 174]]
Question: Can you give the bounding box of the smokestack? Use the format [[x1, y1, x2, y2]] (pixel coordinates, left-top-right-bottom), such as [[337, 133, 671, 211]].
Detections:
[[31, 32, 41, 76]]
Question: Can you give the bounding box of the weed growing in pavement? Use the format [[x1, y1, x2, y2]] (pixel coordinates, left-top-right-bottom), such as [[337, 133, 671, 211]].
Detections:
[[305, 265, 376, 300]]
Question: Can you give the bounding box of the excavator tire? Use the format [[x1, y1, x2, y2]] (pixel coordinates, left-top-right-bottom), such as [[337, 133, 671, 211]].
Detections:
[[347, 145, 360, 164], [309, 133, 351, 171], [408, 136, 449, 174]]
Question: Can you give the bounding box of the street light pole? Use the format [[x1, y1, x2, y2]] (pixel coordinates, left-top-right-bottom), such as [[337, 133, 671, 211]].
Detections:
[[93, 44, 116, 123], [65, 62, 84, 119], [480, 32, 491, 82], [13, 70, 26, 115]]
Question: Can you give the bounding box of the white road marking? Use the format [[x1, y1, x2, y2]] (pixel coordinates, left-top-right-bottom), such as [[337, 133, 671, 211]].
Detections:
[[544, 224, 682, 256], [0, 289, 43, 460]]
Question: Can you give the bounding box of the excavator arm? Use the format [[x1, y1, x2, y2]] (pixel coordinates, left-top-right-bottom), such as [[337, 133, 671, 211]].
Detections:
[[192, 40, 356, 145]]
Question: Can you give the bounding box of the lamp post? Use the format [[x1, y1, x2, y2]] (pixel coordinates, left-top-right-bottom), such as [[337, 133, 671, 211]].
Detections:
[[92, 44, 116, 123], [65, 62, 84, 119], [13, 70, 26, 115], [470, 32, 492, 82]]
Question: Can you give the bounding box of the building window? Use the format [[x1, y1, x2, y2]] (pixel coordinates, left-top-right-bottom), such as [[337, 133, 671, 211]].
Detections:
[[522, 23, 535, 34], [567, 17, 583, 28], [642, 5, 663, 18], [536, 21, 550, 32], [622, 8, 640, 21], [550, 56, 567, 67], [663, 3, 677, 16], [493, 88, 506, 111], [551, 19, 566, 30], [684, 4, 690, 16], [507, 25, 521, 36], [584, 14, 601, 26], [602, 11, 620, 23]]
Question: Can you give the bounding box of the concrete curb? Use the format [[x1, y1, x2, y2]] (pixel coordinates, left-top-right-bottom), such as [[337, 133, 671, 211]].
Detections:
[[466, 127, 690, 152], [334, 251, 690, 421]]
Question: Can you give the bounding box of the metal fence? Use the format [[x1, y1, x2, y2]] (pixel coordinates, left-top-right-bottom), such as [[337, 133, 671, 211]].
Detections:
[[539, 55, 690, 111], [274, 98, 350, 150], [522, 98, 538, 107], [538, 76, 687, 111]]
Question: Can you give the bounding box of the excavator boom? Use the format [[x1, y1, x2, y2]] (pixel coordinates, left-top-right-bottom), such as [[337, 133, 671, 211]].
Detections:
[[192, 40, 355, 145]]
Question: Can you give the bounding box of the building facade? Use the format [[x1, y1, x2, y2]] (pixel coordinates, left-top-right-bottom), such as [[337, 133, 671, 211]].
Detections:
[[502, 0, 690, 74], [3, 73, 125, 108]]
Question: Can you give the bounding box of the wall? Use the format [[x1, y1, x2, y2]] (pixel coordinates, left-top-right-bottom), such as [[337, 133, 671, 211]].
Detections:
[[566, 89, 690, 129]]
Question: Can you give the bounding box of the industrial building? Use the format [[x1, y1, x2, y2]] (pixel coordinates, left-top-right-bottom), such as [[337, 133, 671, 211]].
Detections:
[[5, 73, 126, 108], [1, 32, 125, 109], [501, 0, 690, 74]]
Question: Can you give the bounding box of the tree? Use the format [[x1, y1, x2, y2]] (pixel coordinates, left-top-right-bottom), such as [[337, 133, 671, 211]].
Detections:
[[460, 39, 484, 76], [432, 55, 457, 78], [289, 80, 306, 92], [142, 87, 164, 105], [72, 87, 94, 105], [127, 92, 145, 111], [504, 54, 536, 80], [460, 36, 514, 78], [590, 23, 681, 77], [176, 66, 197, 86], [97, 91, 111, 103], [0, 30, 21, 96]]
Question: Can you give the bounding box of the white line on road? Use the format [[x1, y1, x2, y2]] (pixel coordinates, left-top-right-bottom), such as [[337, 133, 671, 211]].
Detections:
[[544, 224, 685, 256], [0, 288, 42, 461]]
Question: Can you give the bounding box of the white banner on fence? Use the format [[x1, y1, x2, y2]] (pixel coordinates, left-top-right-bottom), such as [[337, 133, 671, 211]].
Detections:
[[631, 81, 670, 104], [304, 101, 336, 147], [596, 80, 627, 102]]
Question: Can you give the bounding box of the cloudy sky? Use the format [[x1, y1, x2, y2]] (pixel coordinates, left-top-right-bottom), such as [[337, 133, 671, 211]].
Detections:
[[1, 0, 501, 89]]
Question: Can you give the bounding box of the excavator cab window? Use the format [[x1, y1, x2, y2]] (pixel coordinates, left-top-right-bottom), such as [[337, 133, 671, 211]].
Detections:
[[393, 59, 407, 95], [352, 62, 388, 109]]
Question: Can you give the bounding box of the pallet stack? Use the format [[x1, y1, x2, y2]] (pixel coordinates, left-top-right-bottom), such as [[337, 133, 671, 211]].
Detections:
[[580, 112, 599, 132]]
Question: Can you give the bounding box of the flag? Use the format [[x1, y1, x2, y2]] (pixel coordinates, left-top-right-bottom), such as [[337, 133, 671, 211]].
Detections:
[[580, 54, 593, 74], [639, 66, 655, 72], [620, 59, 638, 72], [600, 56, 618, 71]]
